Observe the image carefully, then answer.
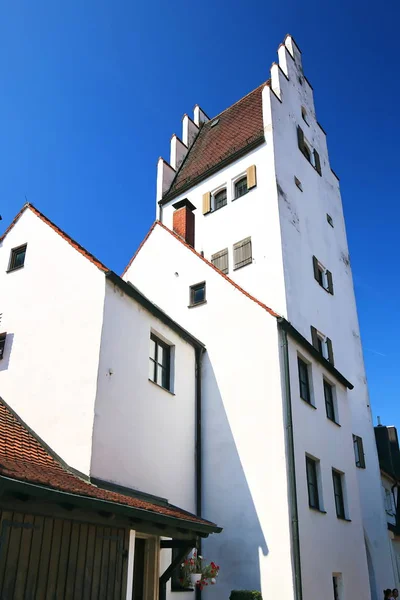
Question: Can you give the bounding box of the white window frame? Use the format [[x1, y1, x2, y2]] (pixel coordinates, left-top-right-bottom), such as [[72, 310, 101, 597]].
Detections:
[[231, 172, 248, 200], [315, 259, 330, 291], [211, 183, 228, 211]]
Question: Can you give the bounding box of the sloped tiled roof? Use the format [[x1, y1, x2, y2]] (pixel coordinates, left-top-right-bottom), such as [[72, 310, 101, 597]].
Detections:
[[0, 203, 109, 272], [162, 82, 269, 201], [0, 398, 219, 531]]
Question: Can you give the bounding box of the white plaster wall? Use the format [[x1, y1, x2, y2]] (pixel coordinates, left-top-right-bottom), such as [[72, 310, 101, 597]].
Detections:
[[270, 47, 394, 597], [125, 225, 296, 600], [160, 141, 288, 318], [287, 338, 371, 598], [90, 279, 196, 512], [0, 209, 105, 474]]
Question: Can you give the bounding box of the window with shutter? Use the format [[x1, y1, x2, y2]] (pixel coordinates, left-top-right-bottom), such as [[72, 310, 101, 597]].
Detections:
[[211, 248, 229, 274], [233, 237, 252, 270], [234, 177, 248, 199], [0, 333, 6, 360], [202, 192, 211, 215], [214, 189, 227, 211], [246, 165, 257, 189], [312, 256, 334, 294], [313, 149, 322, 175]]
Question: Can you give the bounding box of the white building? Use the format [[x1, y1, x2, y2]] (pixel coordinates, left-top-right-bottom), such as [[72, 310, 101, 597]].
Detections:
[[0, 33, 394, 600], [375, 423, 400, 591], [124, 34, 394, 599], [0, 203, 220, 600]]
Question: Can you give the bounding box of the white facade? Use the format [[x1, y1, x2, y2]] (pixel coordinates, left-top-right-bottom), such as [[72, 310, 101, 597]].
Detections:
[[126, 34, 393, 599]]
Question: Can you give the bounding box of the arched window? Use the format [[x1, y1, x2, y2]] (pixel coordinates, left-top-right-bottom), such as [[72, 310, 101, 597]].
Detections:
[[234, 177, 247, 199], [214, 189, 227, 210]]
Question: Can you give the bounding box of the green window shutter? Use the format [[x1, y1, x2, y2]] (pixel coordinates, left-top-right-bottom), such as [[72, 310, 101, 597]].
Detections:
[[311, 326, 319, 350], [326, 270, 334, 295], [312, 256, 320, 282], [297, 125, 305, 154], [314, 149, 322, 175], [326, 337, 334, 365]]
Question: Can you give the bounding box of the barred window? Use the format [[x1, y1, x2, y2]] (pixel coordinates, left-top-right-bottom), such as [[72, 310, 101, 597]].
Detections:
[[233, 237, 252, 270]]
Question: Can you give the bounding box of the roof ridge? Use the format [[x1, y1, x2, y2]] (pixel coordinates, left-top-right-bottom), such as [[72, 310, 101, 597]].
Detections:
[[124, 221, 280, 319], [1, 203, 109, 272]]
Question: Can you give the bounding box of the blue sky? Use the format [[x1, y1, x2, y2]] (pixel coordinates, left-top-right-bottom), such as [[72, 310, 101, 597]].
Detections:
[[1, 1, 398, 426]]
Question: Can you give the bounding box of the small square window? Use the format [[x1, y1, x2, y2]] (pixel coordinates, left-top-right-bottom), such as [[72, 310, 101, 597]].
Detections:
[[189, 282, 206, 306], [327, 214, 334, 227], [0, 333, 6, 360], [8, 244, 27, 272], [149, 333, 171, 391]]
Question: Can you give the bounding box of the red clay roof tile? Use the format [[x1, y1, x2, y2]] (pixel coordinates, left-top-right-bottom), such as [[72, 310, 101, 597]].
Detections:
[[0, 398, 216, 528], [164, 81, 269, 200]]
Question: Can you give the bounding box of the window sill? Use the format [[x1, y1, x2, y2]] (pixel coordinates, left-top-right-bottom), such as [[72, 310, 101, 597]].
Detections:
[[356, 465, 366, 469], [6, 265, 25, 274], [232, 187, 255, 202], [148, 379, 175, 396], [171, 588, 194, 593], [301, 398, 316, 409], [233, 261, 252, 271], [337, 516, 351, 522], [212, 203, 227, 212], [188, 300, 207, 309], [327, 416, 341, 427], [309, 506, 327, 515], [300, 150, 322, 176]]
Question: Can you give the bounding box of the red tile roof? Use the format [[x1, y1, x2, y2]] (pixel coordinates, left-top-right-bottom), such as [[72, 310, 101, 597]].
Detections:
[[0, 398, 218, 530], [123, 221, 280, 319], [0, 203, 109, 272], [163, 81, 269, 201]]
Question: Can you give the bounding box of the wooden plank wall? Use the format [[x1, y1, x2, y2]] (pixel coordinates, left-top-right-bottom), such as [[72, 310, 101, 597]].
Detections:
[[0, 508, 129, 599]]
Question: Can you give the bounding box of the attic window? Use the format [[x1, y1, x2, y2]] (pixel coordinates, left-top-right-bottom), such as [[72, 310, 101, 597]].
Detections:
[[7, 244, 27, 273], [210, 119, 220, 128]]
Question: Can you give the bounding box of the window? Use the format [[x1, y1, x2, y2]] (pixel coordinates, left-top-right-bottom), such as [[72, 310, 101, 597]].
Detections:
[[332, 470, 346, 519], [324, 380, 337, 423], [234, 177, 248, 199], [311, 326, 334, 365], [189, 282, 206, 306], [211, 248, 229, 274], [297, 126, 322, 175], [8, 244, 27, 272], [306, 456, 320, 510], [353, 435, 365, 468], [233, 237, 252, 270], [298, 357, 311, 404], [149, 334, 171, 390], [294, 176, 303, 191], [301, 106, 309, 125], [327, 214, 334, 227], [0, 333, 6, 360], [214, 189, 227, 211], [384, 488, 395, 515], [332, 574, 343, 600], [312, 256, 334, 294]]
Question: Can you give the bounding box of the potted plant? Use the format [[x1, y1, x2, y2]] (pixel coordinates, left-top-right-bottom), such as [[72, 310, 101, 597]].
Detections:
[[180, 550, 220, 590]]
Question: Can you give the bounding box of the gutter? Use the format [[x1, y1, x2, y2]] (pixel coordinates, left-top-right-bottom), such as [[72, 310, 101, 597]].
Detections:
[[280, 328, 303, 600], [195, 346, 205, 600]]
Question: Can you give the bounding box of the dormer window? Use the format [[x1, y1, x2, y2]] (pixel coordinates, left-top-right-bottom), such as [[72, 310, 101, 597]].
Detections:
[[214, 189, 227, 211], [234, 177, 248, 199]]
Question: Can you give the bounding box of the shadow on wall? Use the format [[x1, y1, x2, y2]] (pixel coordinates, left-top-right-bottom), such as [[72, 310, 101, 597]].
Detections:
[[201, 353, 268, 599], [0, 333, 13, 372]]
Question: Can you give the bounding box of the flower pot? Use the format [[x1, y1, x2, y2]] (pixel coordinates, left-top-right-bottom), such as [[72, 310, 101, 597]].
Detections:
[[190, 574, 202, 586]]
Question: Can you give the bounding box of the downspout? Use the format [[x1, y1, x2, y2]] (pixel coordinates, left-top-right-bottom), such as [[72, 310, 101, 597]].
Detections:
[[279, 323, 303, 600], [195, 346, 205, 600]]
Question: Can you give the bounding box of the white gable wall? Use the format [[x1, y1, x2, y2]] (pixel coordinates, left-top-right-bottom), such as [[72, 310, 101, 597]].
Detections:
[[125, 225, 296, 600], [0, 209, 105, 474], [90, 278, 197, 512]]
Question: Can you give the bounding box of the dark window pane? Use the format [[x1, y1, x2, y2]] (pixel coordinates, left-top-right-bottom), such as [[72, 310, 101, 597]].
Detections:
[[298, 358, 311, 404], [149, 334, 170, 390], [303, 144, 311, 162], [190, 283, 206, 306], [9, 245, 27, 271], [317, 337, 323, 355], [235, 177, 248, 198], [324, 380, 335, 421], [0, 334, 6, 360], [306, 457, 319, 509], [332, 470, 345, 518], [214, 189, 227, 210], [317, 268, 324, 286], [353, 435, 365, 468]]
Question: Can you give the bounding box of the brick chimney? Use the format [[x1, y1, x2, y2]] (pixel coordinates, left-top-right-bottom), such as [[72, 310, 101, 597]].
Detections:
[[172, 199, 196, 247]]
